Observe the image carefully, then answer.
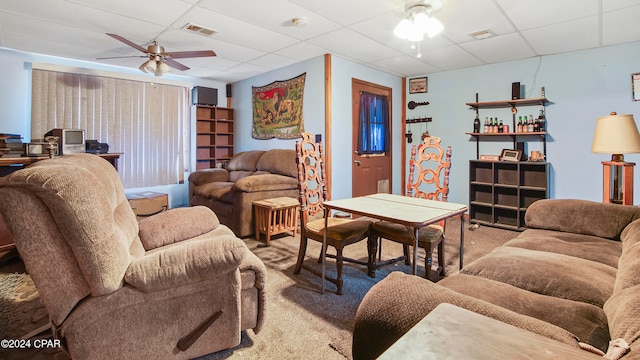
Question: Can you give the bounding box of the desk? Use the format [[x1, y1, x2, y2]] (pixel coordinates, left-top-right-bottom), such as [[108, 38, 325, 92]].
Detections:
[[0, 153, 121, 169], [378, 303, 601, 359], [321, 193, 467, 293]]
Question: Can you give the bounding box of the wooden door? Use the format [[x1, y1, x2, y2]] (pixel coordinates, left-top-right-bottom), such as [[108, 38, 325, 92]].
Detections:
[[352, 79, 392, 197]]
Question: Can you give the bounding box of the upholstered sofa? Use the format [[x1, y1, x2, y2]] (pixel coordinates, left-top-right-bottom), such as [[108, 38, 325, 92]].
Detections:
[[353, 199, 640, 359], [188, 149, 298, 237], [0, 154, 266, 359]]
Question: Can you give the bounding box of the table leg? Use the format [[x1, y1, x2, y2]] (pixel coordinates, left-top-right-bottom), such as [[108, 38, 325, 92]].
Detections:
[[322, 208, 328, 294], [266, 210, 273, 246], [413, 227, 419, 275], [460, 214, 465, 270]]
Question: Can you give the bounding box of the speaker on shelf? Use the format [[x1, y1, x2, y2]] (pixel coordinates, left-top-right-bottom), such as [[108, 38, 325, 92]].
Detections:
[[516, 141, 527, 160], [226, 84, 232, 98], [512, 82, 521, 100], [192, 86, 218, 106]]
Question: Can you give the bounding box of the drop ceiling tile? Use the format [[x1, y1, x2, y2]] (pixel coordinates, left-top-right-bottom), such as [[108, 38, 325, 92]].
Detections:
[[247, 53, 300, 69], [226, 62, 271, 78], [437, 0, 515, 43], [157, 29, 266, 62], [274, 42, 330, 61], [496, 0, 598, 30], [459, 32, 535, 64], [308, 28, 403, 63], [603, 0, 640, 12], [289, 0, 399, 25], [174, 6, 299, 52], [419, 45, 483, 71], [522, 16, 600, 55], [0, 0, 166, 46], [68, 0, 192, 26], [602, 5, 640, 45], [197, 0, 342, 40], [369, 55, 442, 77]]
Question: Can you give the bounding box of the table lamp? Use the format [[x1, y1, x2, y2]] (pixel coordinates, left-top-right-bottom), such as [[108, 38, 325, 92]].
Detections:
[[591, 112, 640, 204]]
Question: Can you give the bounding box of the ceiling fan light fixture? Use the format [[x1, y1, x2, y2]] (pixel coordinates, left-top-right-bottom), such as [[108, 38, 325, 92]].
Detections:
[[395, 0, 445, 55], [393, 18, 412, 38], [140, 59, 157, 73], [424, 16, 444, 38], [155, 61, 170, 76]]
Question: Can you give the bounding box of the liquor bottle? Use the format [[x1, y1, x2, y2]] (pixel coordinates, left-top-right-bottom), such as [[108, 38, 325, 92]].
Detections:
[[498, 120, 504, 133], [538, 109, 545, 132], [528, 115, 534, 132], [533, 117, 540, 132], [517, 116, 523, 132], [483, 117, 489, 133], [473, 113, 481, 133]]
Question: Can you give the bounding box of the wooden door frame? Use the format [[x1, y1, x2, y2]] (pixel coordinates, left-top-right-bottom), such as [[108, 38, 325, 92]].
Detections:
[[352, 78, 393, 195]]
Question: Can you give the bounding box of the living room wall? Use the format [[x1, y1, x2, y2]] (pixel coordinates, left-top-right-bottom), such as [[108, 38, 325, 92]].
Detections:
[[231, 54, 404, 199], [406, 40, 640, 205]]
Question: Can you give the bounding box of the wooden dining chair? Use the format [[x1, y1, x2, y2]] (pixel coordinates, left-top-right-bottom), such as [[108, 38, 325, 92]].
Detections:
[[370, 136, 452, 279], [293, 132, 373, 295]]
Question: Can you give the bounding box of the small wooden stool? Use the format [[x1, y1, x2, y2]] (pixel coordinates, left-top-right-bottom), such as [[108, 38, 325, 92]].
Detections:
[[253, 197, 299, 246]]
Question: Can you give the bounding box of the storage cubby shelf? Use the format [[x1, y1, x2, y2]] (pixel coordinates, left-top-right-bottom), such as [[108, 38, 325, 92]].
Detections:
[[469, 160, 549, 231]]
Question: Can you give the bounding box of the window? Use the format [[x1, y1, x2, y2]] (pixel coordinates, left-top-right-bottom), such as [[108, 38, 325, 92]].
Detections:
[[357, 91, 389, 155], [31, 68, 189, 188]]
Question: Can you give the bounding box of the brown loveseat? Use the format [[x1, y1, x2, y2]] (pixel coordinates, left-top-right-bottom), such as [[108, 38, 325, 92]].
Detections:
[[353, 199, 640, 359], [0, 154, 267, 359], [188, 149, 298, 237]]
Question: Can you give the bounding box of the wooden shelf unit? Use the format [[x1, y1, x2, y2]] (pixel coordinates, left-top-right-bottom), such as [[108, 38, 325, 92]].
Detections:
[[466, 93, 551, 231], [466, 96, 550, 159], [469, 160, 548, 231], [195, 105, 235, 170]]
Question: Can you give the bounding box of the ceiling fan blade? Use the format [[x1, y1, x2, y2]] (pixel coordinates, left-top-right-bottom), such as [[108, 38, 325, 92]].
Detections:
[[164, 58, 190, 71], [106, 33, 148, 54], [96, 55, 147, 60], [165, 50, 217, 59]]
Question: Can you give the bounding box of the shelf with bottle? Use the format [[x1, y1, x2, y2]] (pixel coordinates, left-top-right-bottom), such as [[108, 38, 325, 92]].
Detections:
[[467, 91, 549, 159]]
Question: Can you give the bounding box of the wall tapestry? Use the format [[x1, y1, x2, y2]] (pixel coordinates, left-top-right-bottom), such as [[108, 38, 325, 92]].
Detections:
[[252, 73, 305, 139]]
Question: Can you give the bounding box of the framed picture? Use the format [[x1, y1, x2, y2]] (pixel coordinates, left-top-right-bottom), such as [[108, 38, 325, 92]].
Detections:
[[632, 73, 640, 101], [409, 77, 428, 94], [500, 149, 522, 162]]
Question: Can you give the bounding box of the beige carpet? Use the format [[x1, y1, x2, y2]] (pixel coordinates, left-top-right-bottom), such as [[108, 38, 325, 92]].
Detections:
[[0, 218, 517, 360]]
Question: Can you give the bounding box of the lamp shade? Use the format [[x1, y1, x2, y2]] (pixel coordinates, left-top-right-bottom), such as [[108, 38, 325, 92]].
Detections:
[[591, 113, 640, 155]]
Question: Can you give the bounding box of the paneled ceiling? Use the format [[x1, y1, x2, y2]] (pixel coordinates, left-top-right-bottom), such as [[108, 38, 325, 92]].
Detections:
[[1, 0, 639, 83]]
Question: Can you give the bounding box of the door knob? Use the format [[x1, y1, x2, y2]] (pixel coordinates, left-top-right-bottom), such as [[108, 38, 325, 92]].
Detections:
[[354, 160, 361, 166]]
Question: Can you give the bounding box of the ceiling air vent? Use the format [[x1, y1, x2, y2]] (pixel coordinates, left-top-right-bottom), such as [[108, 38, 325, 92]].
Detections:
[[468, 29, 495, 40], [182, 23, 218, 37]]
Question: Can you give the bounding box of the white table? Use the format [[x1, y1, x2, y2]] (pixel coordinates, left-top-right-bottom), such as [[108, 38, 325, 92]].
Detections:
[[321, 193, 467, 293], [378, 303, 601, 359]]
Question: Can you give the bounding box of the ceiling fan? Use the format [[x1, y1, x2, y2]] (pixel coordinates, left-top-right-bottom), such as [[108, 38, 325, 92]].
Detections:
[[103, 33, 217, 75]]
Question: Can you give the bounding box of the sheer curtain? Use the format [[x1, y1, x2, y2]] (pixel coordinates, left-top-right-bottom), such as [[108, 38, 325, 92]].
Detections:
[[357, 91, 390, 155], [31, 69, 189, 188]]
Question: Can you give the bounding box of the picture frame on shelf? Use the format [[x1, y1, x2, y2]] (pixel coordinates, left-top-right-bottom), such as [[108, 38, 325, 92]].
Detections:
[[409, 77, 428, 94], [632, 73, 640, 101], [500, 149, 522, 162]]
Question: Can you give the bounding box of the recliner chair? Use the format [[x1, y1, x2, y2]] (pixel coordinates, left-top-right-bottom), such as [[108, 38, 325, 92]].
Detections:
[[0, 153, 266, 359]]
